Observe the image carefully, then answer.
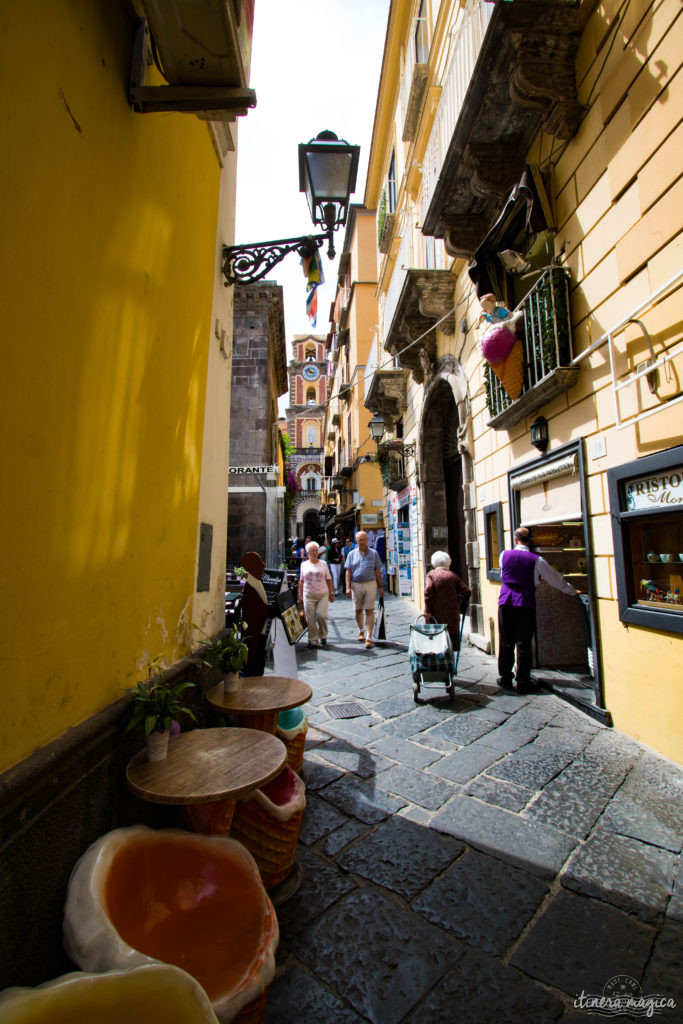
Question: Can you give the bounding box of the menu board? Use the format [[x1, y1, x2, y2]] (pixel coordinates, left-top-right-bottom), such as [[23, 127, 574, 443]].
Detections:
[[275, 588, 306, 645]]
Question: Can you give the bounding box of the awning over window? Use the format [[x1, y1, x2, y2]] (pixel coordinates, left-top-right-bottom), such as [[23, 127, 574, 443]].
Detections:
[[468, 165, 553, 299]]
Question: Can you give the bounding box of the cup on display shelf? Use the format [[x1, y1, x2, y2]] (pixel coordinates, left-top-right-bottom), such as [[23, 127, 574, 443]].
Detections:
[[659, 553, 673, 562]]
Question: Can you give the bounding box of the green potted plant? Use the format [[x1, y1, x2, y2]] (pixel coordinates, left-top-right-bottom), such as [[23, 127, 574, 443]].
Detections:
[[196, 623, 249, 693], [125, 658, 197, 762]]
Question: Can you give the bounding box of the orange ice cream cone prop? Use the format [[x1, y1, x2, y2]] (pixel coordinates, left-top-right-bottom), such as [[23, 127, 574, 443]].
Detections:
[[489, 338, 524, 400]]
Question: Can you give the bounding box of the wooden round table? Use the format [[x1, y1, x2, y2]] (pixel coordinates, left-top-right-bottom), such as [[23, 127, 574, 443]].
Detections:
[[126, 727, 287, 836], [206, 675, 313, 734]]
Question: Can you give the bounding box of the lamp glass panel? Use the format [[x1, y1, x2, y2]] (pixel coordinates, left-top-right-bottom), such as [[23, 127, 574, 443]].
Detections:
[[306, 152, 354, 201]]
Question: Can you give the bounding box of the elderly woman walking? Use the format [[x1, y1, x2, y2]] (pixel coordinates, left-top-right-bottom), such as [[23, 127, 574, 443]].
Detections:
[[298, 540, 335, 649], [424, 551, 471, 649]]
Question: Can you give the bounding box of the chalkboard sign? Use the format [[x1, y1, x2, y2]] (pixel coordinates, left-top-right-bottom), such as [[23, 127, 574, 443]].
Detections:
[[261, 568, 286, 604]]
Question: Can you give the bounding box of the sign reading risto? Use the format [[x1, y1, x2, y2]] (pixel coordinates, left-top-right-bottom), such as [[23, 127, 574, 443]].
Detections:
[[229, 466, 278, 474], [625, 467, 683, 511]]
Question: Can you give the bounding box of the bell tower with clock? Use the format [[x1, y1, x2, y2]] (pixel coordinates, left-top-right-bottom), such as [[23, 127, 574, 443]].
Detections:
[[285, 334, 329, 539]]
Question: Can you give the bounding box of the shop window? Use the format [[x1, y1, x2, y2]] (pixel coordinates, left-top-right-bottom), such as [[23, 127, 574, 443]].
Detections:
[[608, 445, 683, 635], [483, 503, 504, 581]]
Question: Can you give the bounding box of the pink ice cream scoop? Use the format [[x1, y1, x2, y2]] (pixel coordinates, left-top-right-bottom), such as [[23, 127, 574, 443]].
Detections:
[[481, 323, 518, 364]]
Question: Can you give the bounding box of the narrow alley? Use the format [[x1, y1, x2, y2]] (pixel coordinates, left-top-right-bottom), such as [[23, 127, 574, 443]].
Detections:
[[265, 595, 682, 1023]]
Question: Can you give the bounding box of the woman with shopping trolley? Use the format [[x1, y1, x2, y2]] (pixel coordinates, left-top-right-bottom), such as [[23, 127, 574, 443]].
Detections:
[[423, 550, 471, 650]]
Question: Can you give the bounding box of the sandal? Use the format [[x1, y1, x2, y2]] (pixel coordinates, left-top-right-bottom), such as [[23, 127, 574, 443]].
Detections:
[[357, 630, 365, 642], [365, 639, 373, 649]]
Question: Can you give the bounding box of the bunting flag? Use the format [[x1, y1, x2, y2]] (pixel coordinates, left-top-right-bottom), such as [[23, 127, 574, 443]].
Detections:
[[302, 247, 325, 327]]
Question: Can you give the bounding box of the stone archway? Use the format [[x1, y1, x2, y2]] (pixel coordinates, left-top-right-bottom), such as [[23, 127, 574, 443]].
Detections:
[[419, 355, 482, 635], [293, 495, 322, 542]]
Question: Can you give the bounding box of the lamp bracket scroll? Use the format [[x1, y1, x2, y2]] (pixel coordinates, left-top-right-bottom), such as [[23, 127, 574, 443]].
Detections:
[[222, 233, 330, 287]]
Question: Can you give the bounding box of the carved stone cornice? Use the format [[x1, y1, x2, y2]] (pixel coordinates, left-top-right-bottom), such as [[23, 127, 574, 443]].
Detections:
[[364, 368, 408, 426], [384, 269, 455, 384], [422, 0, 584, 252]]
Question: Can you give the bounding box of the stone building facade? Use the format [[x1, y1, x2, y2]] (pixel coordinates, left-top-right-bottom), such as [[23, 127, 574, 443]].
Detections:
[[227, 283, 288, 569]]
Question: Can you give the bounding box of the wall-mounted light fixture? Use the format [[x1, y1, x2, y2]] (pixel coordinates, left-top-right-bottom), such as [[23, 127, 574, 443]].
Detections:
[[530, 415, 549, 454], [368, 413, 386, 443], [222, 131, 359, 286]]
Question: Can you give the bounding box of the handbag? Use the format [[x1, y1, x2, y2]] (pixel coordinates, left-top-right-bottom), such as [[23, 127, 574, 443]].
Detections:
[[372, 595, 386, 640]]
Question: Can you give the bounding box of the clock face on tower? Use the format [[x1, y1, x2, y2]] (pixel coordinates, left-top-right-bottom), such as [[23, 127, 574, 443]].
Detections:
[[301, 363, 320, 382]]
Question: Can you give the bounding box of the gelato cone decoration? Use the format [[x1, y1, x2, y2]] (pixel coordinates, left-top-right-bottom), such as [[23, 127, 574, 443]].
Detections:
[[479, 293, 525, 400]]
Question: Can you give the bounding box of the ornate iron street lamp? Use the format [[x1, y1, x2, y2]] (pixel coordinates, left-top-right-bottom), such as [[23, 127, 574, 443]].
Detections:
[[368, 413, 386, 443], [222, 130, 359, 286]]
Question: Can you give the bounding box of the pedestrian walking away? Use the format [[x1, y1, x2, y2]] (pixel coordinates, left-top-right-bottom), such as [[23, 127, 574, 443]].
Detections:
[[345, 530, 384, 649], [498, 526, 579, 692], [424, 550, 471, 649], [326, 537, 344, 595], [298, 541, 335, 648]]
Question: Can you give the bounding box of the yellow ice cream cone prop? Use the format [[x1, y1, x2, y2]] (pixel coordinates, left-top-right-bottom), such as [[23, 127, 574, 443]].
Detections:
[[490, 338, 524, 400]]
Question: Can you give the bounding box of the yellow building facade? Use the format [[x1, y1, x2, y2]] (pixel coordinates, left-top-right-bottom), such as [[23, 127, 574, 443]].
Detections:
[[0, 0, 247, 772], [364, 0, 682, 761], [324, 208, 386, 540]]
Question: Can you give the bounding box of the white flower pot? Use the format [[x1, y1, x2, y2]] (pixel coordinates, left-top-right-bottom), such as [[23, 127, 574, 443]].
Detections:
[[146, 729, 170, 762], [223, 671, 239, 694]]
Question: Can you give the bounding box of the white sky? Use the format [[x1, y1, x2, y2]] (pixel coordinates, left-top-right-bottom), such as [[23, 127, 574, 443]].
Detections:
[[235, 0, 390, 400]]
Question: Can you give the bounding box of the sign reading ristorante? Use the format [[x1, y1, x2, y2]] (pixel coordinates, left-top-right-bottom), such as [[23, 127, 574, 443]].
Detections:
[[625, 466, 683, 510], [229, 465, 278, 474]]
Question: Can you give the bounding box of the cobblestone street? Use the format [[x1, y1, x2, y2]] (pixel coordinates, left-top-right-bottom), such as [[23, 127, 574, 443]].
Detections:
[[265, 594, 682, 1024]]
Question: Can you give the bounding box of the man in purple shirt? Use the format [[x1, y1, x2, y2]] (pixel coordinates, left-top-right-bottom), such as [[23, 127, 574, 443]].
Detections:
[[498, 526, 578, 693]]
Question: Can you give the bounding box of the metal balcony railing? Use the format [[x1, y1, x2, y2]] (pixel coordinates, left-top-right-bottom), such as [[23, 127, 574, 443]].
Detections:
[[484, 267, 574, 422], [377, 440, 415, 491]]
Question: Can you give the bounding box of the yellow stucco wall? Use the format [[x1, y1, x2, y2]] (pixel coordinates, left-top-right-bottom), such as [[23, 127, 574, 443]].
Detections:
[[0, 1, 222, 771]]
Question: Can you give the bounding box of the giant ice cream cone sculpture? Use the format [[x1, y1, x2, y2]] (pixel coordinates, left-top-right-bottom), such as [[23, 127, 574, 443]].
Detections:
[[481, 323, 524, 400]]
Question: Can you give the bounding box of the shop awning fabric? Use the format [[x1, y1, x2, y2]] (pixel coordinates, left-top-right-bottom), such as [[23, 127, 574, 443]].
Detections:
[[512, 453, 581, 526], [468, 165, 553, 300]]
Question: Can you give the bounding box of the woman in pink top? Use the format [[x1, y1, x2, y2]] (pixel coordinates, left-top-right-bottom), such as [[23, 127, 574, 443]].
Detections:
[[298, 541, 335, 649]]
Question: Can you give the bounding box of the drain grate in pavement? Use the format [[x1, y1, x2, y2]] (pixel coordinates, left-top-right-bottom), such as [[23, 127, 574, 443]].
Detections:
[[324, 702, 368, 720]]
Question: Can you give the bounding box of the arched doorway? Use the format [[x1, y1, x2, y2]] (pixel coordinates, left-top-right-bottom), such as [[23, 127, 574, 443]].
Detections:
[[419, 357, 482, 634]]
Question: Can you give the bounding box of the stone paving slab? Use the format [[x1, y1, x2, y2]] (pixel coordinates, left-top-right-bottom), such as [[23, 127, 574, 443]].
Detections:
[[301, 756, 345, 791], [423, 712, 500, 746], [404, 947, 566, 1024], [275, 848, 358, 939], [599, 778, 683, 853], [290, 888, 460, 1024], [375, 763, 459, 811], [425, 742, 508, 784], [511, 889, 656, 997], [370, 693, 419, 718], [561, 829, 678, 923], [486, 742, 577, 790], [366, 733, 443, 769], [337, 816, 465, 900], [315, 741, 394, 780], [322, 818, 369, 857], [430, 795, 577, 878], [414, 847, 549, 955], [265, 967, 365, 1024], [321, 775, 407, 824], [464, 774, 534, 812], [524, 781, 612, 839], [298, 793, 352, 846]]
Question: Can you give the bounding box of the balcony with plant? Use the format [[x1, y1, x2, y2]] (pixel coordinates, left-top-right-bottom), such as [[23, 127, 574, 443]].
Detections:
[[483, 267, 579, 428]]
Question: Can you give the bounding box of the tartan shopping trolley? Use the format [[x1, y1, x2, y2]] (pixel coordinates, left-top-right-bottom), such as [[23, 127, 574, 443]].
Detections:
[[409, 596, 469, 703]]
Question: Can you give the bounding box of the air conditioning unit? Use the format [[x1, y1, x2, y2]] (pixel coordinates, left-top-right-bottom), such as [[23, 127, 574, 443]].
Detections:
[[141, 0, 253, 88]]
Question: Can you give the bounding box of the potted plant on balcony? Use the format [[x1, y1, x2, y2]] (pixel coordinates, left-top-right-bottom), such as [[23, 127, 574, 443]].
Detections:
[[125, 659, 197, 762], [196, 623, 249, 693]]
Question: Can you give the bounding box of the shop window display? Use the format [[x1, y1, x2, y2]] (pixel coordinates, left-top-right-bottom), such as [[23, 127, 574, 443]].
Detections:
[[608, 445, 683, 635]]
